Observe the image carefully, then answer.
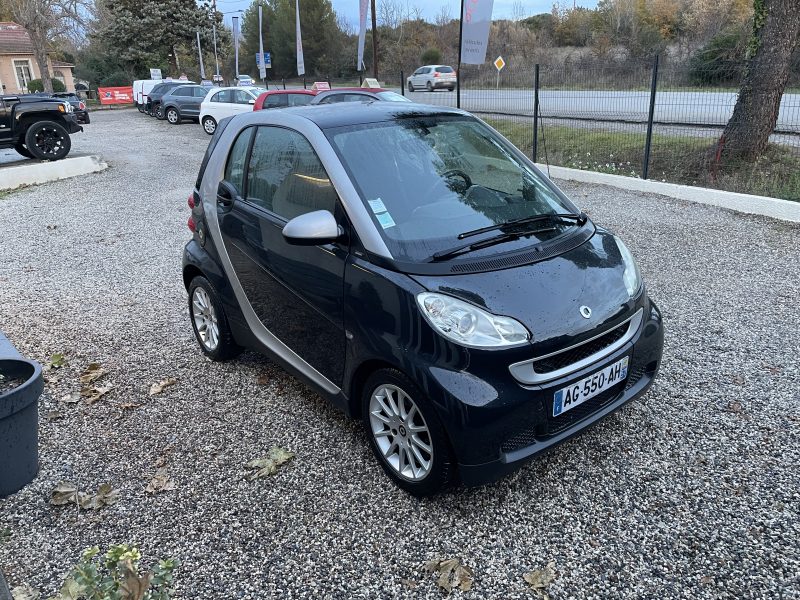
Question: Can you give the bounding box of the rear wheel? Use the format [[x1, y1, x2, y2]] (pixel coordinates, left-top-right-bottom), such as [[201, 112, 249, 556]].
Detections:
[[137, 104, 145, 113], [426, 81, 433, 92], [188, 276, 241, 361], [14, 142, 33, 158], [362, 369, 454, 496], [24, 121, 71, 161], [155, 104, 165, 119], [166, 107, 180, 124], [202, 116, 217, 135], [448, 86, 455, 92]]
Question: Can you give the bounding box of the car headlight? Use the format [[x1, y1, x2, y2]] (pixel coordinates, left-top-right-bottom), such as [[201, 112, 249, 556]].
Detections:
[[416, 292, 530, 348], [615, 236, 642, 297]]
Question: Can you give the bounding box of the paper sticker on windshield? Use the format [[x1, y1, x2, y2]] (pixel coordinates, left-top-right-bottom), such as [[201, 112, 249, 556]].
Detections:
[[375, 212, 396, 229], [368, 198, 387, 214]]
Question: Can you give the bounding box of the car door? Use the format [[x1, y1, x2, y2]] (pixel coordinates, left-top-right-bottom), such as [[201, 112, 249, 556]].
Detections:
[[216, 125, 348, 385], [0, 99, 11, 142], [184, 86, 205, 116], [232, 89, 256, 114], [411, 68, 423, 87]]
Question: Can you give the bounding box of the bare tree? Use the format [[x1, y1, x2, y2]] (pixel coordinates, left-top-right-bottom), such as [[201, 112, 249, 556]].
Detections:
[[9, 0, 90, 92], [721, 0, 800, 160]]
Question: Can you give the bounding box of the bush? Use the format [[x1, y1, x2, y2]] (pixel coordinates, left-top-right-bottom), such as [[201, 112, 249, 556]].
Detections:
[[689, 27, 748, 85], [420, 47, 442, 65], [26, 78, 66, 93]]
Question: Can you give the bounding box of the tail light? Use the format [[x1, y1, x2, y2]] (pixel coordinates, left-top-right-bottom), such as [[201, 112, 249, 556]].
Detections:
[[188, 216, 196, 232], [434, 71, 440, 77], [187, 192, 195, 209], [79, 101, 86, 110], [187, 192, 196, 232]]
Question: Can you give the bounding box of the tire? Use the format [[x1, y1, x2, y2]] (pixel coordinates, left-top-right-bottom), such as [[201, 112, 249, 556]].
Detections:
[[137, 104, 145, 113], [426, 81, 433, 92], [362, 368, 454, 496], [155, 104, 165, 120], [188, 276, 242, 361], [14, 142, 33, 158], [166, 107, 180, 124], [202, 116, 217, 135], [407, 81, 414, 92], [448, 86, 455, 92], [24, 121, 71, 161]]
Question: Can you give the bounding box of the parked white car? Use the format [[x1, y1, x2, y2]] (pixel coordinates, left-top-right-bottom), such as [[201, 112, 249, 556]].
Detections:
[[132, 79, 163, 112], [406, 65, 456, 92], [199, 86, 266, 134]]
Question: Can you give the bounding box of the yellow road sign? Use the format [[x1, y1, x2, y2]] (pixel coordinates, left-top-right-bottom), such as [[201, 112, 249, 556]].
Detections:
[[494, 56, 506, 71]]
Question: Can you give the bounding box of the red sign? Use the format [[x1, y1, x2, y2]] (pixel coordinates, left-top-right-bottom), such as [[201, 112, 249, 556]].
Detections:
[[98, 86, 134, 105]]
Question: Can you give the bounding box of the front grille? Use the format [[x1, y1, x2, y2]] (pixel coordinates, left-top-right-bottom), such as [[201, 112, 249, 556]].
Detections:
[[533, 322, 628, 374]]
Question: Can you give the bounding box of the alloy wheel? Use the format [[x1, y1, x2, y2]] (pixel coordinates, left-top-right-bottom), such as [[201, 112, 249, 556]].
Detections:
[[167, 109, 179, 123], [191, 286, 219, 351], [368, 384, 434, 481], [203, 118, 216, 134], [33, 126, 66, 156]]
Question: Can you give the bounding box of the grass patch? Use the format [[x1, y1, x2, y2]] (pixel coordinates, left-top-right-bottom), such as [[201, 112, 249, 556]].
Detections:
[[486, 118, 800, 201]]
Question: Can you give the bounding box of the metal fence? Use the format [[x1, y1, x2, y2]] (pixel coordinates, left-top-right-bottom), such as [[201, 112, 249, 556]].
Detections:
[[398, 58, 800, 201]]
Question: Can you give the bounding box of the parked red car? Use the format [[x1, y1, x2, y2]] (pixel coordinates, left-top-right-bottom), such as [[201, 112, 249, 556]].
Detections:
[[253, 89, 317, 111]]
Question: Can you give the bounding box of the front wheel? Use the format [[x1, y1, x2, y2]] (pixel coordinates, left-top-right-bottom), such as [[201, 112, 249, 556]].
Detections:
[[426, 81, 433, 92], [188, 276, 241, 361], [24, 121, 71, 161], [202, 116, 217, 135], [407, 81, 414, 92], [166, 107, 180, 124], [362, 369, 454, 496]]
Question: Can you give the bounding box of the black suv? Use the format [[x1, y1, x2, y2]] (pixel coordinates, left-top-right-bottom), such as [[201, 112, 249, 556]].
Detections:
[[0, 94, 83, 160]]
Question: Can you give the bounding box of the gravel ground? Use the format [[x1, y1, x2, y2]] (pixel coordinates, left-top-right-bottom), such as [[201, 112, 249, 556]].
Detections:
[[0, 109, 798, 599]]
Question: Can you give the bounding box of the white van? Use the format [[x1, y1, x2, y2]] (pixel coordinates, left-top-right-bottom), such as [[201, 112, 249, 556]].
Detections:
[[132, 79, 163, 112]]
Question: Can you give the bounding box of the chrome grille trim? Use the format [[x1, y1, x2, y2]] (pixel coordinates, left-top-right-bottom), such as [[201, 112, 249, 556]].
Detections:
[[509, 308, 644, 385]]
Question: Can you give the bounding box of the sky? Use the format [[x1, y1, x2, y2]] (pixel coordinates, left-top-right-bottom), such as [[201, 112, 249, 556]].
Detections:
[[215, 0, 599, 26]]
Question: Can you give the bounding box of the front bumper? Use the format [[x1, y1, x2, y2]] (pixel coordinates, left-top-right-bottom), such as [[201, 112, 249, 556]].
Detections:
[[75, 110, 90, 125], [64, 115, 83, 134], [424, 299, 664, 486]]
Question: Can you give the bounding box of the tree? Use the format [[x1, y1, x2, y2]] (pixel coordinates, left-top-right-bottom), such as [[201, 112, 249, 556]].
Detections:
[[421, 47, 441, 64], [9, 0, 90, 92], [721, 0, 800, 160]]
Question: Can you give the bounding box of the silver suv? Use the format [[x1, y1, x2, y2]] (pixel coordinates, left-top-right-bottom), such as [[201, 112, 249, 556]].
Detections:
[[407, 65, 456, 92]]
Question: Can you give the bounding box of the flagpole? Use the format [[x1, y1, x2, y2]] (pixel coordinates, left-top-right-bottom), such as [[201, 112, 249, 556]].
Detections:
[[196, 30, 206, 80], [213, 24, 220, 79]]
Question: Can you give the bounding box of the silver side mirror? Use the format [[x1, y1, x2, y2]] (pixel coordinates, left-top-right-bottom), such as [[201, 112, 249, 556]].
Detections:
[[282, 210, 341, 246]]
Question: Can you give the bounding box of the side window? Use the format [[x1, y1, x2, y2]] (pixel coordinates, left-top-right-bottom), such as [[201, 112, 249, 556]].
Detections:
[[288, 94, 313, 106], [414, 68, 422, 75], [265, 94, 288, 108], [341, 94, 369, 103], [234, 90, 253, 104], [245, 126, 336, 220], [224, 128, 254, 196], [211, 90, 231, 103], [194, 87, 208, 97]]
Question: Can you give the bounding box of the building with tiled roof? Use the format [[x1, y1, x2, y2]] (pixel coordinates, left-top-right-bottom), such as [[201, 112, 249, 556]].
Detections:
[[0, 22, 75, 94]]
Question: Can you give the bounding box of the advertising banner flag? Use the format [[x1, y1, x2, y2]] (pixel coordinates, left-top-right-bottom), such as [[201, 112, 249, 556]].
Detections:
[[460, 0, 494, 65], [98, 87, 134, 105], [258, 6, 267, 80], [196, 30, 206, 80], [357, 0, 368, 71], [232, 16, 240, 76], [295, 0, 305, 76]]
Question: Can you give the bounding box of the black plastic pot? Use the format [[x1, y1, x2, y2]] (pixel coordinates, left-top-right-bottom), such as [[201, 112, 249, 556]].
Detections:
[[0, 356, 43, 497]]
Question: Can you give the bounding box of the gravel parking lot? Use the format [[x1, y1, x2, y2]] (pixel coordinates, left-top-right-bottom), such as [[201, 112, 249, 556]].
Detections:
[[0, 109, 798, 599]]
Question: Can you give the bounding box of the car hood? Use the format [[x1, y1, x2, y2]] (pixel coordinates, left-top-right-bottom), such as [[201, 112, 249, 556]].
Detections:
[[409, 229, 640, 352]]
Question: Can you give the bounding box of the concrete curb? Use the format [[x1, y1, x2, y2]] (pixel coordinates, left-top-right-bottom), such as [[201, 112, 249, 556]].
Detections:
[[0, 567, 12, 600], [535, 163, 800, 224], [0, 155, 108, 191]]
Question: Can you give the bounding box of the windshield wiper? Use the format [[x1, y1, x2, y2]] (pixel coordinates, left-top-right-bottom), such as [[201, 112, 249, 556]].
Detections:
[[456, 212, 588, 241], [431, 227, 557, 262]]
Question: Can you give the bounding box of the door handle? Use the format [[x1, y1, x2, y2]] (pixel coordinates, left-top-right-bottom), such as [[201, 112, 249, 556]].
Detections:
[[216, 180, 238, 211]]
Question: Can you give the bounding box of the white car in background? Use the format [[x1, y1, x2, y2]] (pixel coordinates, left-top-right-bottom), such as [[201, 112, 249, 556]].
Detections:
[[406, 65, 457, 92], [199, 86, 266, 134]]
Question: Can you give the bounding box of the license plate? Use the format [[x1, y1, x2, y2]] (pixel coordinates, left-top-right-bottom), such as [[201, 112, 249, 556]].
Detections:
[[552, 356, 629, 417]]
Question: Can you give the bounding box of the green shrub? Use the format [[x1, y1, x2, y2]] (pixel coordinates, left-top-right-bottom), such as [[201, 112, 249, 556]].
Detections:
[[421, 47, 442, 65], [50, 544, 180, 600], [26, 78, 67, 93], [689, 27, 748, 85]]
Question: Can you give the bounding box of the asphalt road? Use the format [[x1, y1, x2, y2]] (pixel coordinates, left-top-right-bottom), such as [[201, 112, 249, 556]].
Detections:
[[0, 110, 798, 599], [398, 88, 800, 133]]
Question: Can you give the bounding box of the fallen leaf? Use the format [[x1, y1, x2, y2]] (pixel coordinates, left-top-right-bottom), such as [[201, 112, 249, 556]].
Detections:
[[700, 575, 714, 585], [244, 447, 295, 480], [79, 363, 107, 384], [146, 467, 177, 494], [118, 402, 142, 410], [154, 456, 168, 468], [50, 482, 78, 506], [399, 578, 417, 589], [60, 392, 81, 404], [149, 378, 178, 396], [523, 561, 557, 599], [10, 583, 40, 600], [119, 558, 152, 600], [256, 374, 270, 385], [425, 557, 474, 593], [725, 401, 743, 413], [49, 353, 67, 369], [732, 375, 745, 386], [46, 410, 64, 422], [81, 384, 114, 404], [56, 577, 85, 600]]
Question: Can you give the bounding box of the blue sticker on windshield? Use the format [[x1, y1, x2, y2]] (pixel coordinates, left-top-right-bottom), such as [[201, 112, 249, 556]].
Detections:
[[368, 198, 387, 214], [375, 212, 396, 229]]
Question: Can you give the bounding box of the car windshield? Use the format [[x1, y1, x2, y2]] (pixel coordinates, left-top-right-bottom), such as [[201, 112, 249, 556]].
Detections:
[[327, 115, 578, 262]]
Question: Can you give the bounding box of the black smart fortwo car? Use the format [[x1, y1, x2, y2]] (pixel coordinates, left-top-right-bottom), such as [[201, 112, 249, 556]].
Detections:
[[182, 103, 664, 496]]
